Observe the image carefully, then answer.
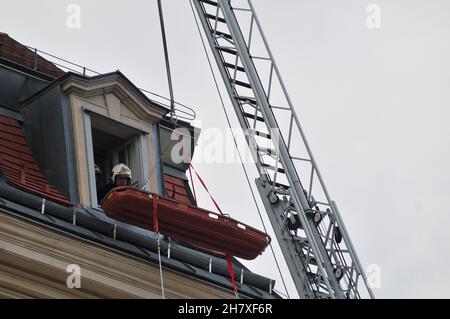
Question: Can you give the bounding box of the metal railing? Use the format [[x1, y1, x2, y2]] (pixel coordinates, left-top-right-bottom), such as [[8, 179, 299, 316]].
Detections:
[[0, 39, 196, 121]]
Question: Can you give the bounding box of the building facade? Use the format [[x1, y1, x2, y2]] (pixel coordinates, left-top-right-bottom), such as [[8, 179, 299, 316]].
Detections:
[[0, 32, 277, 299]]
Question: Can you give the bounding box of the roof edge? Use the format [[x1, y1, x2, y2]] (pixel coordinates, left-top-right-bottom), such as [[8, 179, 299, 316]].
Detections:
[[0, 179, 279, 298], [0, 105, 23, 121]]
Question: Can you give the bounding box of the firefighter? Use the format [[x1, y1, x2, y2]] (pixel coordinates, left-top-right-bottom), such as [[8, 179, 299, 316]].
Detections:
[[94, 164, 102, 187], [97, 163, 132, 204]]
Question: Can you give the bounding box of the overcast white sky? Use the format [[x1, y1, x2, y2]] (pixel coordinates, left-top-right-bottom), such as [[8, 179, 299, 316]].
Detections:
[[1, 0, 450, 298]]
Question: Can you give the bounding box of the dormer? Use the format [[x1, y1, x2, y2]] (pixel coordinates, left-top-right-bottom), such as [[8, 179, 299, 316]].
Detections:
[[61, 72, 168, 207], [20, 71, 169, 208]]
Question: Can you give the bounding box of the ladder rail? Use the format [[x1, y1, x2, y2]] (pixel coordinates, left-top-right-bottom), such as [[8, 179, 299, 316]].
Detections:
[[217, 1, 342, 296], [194, 0, 339, 298], [194, 0, 337, 298], [192, 0, 320, 298]]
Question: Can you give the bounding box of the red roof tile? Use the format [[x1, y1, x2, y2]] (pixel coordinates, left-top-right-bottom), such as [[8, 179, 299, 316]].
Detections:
[[0, 115, 72, 206], [0, 33, 64, 78], [164, 174, 195, 206]]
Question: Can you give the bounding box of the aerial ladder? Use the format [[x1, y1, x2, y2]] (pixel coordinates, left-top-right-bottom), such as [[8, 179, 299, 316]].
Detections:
[[191, 0, 375, 298]]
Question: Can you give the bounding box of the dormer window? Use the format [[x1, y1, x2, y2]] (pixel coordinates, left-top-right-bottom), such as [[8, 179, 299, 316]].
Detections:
[[59, 72, 168, 208], [84, 111, 149, 207]]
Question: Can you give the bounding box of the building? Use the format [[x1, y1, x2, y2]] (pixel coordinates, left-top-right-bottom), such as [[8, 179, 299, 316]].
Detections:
[[0, 32, 278, 299]]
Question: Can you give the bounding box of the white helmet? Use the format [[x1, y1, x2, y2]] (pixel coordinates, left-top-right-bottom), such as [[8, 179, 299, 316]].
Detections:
[[111, 163, 132, 183]]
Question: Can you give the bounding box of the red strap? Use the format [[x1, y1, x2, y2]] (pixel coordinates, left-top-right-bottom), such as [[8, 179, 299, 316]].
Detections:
[[190, 164, 236, 295], [152, 194, 159, 235], [226, 254, 238, 296], [189, 164, 223, 215]]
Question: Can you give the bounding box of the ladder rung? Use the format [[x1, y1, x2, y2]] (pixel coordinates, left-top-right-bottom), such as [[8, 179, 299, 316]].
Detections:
[[306, 271, 319, 280], [257, 146, 275, 155], [224, 62, 245, 72], [243, 112, 264, 122], [199, 0, 218, 7], [216, 46, 237, 55], [253, 130, 271, 139], [308, 258, 317, 266], [233, 80, 252, 89], [205, 13, 226, 23], [292, 235, 308, 243], [213, 30, 233, 40], [297, 241, 310, 250], [269, 181, 290, 189], [262, 163, 285, 174], [235, 95, 256, 105], [306, 271, 326, 285]]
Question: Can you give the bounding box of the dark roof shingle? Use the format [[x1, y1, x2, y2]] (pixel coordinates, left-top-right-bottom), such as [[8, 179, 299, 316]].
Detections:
[[0, 33, 64, 78], [164, 174, 196, 205]]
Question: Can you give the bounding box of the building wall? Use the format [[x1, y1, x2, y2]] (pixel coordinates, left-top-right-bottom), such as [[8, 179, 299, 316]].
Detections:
[[0, 212, 235, 299]]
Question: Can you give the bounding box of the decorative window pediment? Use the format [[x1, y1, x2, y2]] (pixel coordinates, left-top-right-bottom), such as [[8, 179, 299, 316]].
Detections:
[[61, 71, 168, 127]]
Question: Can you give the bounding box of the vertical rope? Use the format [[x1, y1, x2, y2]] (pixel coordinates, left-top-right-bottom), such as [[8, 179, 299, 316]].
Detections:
[[153, 194, 165, 299], [157, 0, 176, 117]]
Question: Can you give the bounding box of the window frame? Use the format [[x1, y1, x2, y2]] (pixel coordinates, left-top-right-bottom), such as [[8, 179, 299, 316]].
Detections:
[[83, 109, 150, 208]]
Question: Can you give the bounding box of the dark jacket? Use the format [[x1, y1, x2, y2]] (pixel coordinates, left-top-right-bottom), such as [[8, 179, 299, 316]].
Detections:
[[97, 183, 115, 205]]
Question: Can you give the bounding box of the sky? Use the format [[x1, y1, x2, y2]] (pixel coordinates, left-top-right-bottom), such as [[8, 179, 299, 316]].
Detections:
[[1, 0, 450, 298]]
